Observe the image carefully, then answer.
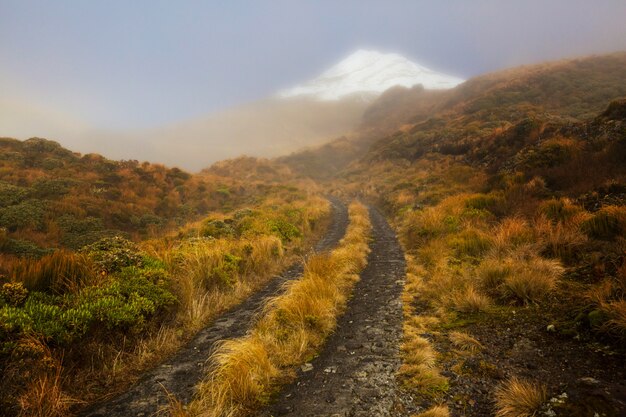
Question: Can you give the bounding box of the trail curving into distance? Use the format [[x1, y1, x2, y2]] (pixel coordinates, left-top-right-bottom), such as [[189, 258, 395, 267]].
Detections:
[[264, 205, 413, 417], [80, 198, 348, 417]]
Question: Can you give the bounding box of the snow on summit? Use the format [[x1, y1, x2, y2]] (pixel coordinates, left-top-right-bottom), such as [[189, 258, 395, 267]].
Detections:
[[278, 49, 464, 100]]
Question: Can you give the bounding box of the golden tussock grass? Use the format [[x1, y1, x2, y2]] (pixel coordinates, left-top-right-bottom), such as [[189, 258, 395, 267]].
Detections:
[[478, 249, 564, 304], [533, 213, 589, 260], [9, 250, 95, 293], [450, 285, 491, 313], [500, 255, 564, 304], [581, 205, 626, 240], [411, 404, 450, 417], [185, 201, 372, 416], [494, 377, 547, 417], [449, 331, 483, 353], [585, 263, 626, 337], [39, 196, 331, 417], [399, 256, 448, 397], [491, 218, 534, 255]]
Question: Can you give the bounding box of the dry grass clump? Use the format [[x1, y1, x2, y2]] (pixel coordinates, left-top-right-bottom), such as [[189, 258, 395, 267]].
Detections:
[[450, 285, 491, 313], [534, 213, 589, 261], [187, 202, 372, 416], [399, 331, 448, 395], [581, 205, 626, 240], [538, 198, 583, 223], [399, 257, 448, 397], [492, 218, 534, 255], [10, 250, 95, 293], [478, 252, 564, 304], [195, 336, 279, 415], [500, 256, 564, 304], [449, 331, 483, 353], [411, 405, 450, 417], [16, 362, 79, 417], [477, 258, 513, 292], [494, 377, 547, 417], [585, 263, 626, 337], [448, 228, 493, 258]]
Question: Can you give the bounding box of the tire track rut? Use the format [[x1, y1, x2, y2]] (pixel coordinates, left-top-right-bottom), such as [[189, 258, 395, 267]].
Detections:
[[264, 205, 411, 417], [80, 198, 348, 417]]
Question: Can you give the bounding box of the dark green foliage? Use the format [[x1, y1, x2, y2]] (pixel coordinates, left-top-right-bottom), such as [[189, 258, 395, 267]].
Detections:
[[0, 199, 46, 232], [201, 219, 235, 238], [31, 178, 76, 199], [539, 199, 580, 223], [0, 238, 52, 258], [0, 181, 28, 206], [269, 218, 302, 243], [465, 193, 504, 214], [581, 208, 626, 240], [81, 236, 144, 273], [0, 261, 176, 346], [211, 253, 242, 288], [0, 283, 28, 307], [57, 215, 112, 249]]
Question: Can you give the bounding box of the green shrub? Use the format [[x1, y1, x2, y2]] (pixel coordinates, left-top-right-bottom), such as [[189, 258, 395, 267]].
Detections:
[[269, 219, 302, 243], [0, 199, 46, 232], [32, 178, 76, 199], [0, 181, 28, 206], [0, 265, 176, 346], [211, 253, 242, 288], [1, 238, 52, 258], [81, 236, 144, 273], [0, 283, 29, 306], [200, 219, 235, 238]]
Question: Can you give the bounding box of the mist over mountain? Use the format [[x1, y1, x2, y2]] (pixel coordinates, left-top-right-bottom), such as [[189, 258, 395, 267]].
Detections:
[[1, 50, 461, 171]]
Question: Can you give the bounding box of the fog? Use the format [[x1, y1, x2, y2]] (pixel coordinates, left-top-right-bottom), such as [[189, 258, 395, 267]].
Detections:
[[1, 0, 626, 169]]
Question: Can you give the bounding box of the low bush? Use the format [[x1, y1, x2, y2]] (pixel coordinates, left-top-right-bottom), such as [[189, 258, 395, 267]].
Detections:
[[81, 236, 144, 274]]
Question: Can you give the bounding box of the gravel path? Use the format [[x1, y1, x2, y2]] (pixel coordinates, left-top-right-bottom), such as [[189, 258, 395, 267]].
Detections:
[[263, 205, 413, 417], [80, 198, 348, 417]]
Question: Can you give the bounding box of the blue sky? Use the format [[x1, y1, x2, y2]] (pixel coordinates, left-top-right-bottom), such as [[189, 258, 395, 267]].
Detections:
[[2, 0, 626, 129]]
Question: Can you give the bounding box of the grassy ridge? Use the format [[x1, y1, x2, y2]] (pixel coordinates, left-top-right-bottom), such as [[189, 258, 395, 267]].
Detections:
[[180, 201, 371, 417]]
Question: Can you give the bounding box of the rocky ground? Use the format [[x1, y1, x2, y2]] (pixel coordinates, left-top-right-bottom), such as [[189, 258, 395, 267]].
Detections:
[[421, 295, 626, 416], [79, 198, 348, 417]]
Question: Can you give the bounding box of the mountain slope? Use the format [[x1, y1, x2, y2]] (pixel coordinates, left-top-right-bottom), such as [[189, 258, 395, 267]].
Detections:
[[281, 52, 626, 178]]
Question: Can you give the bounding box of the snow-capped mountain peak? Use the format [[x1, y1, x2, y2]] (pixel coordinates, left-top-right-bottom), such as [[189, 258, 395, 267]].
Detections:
[[278, 49, 464, 101]]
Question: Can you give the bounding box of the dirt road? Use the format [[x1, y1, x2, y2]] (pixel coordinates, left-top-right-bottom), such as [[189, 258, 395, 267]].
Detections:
[[264, 206, 416, 417]]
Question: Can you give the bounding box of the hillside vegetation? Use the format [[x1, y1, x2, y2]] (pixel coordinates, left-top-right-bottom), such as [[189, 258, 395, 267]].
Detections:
[[0, 141, 333, 416], [0, 137, 240, 257], [328, 53, 626, 415], [284, 52, 626, 179]]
